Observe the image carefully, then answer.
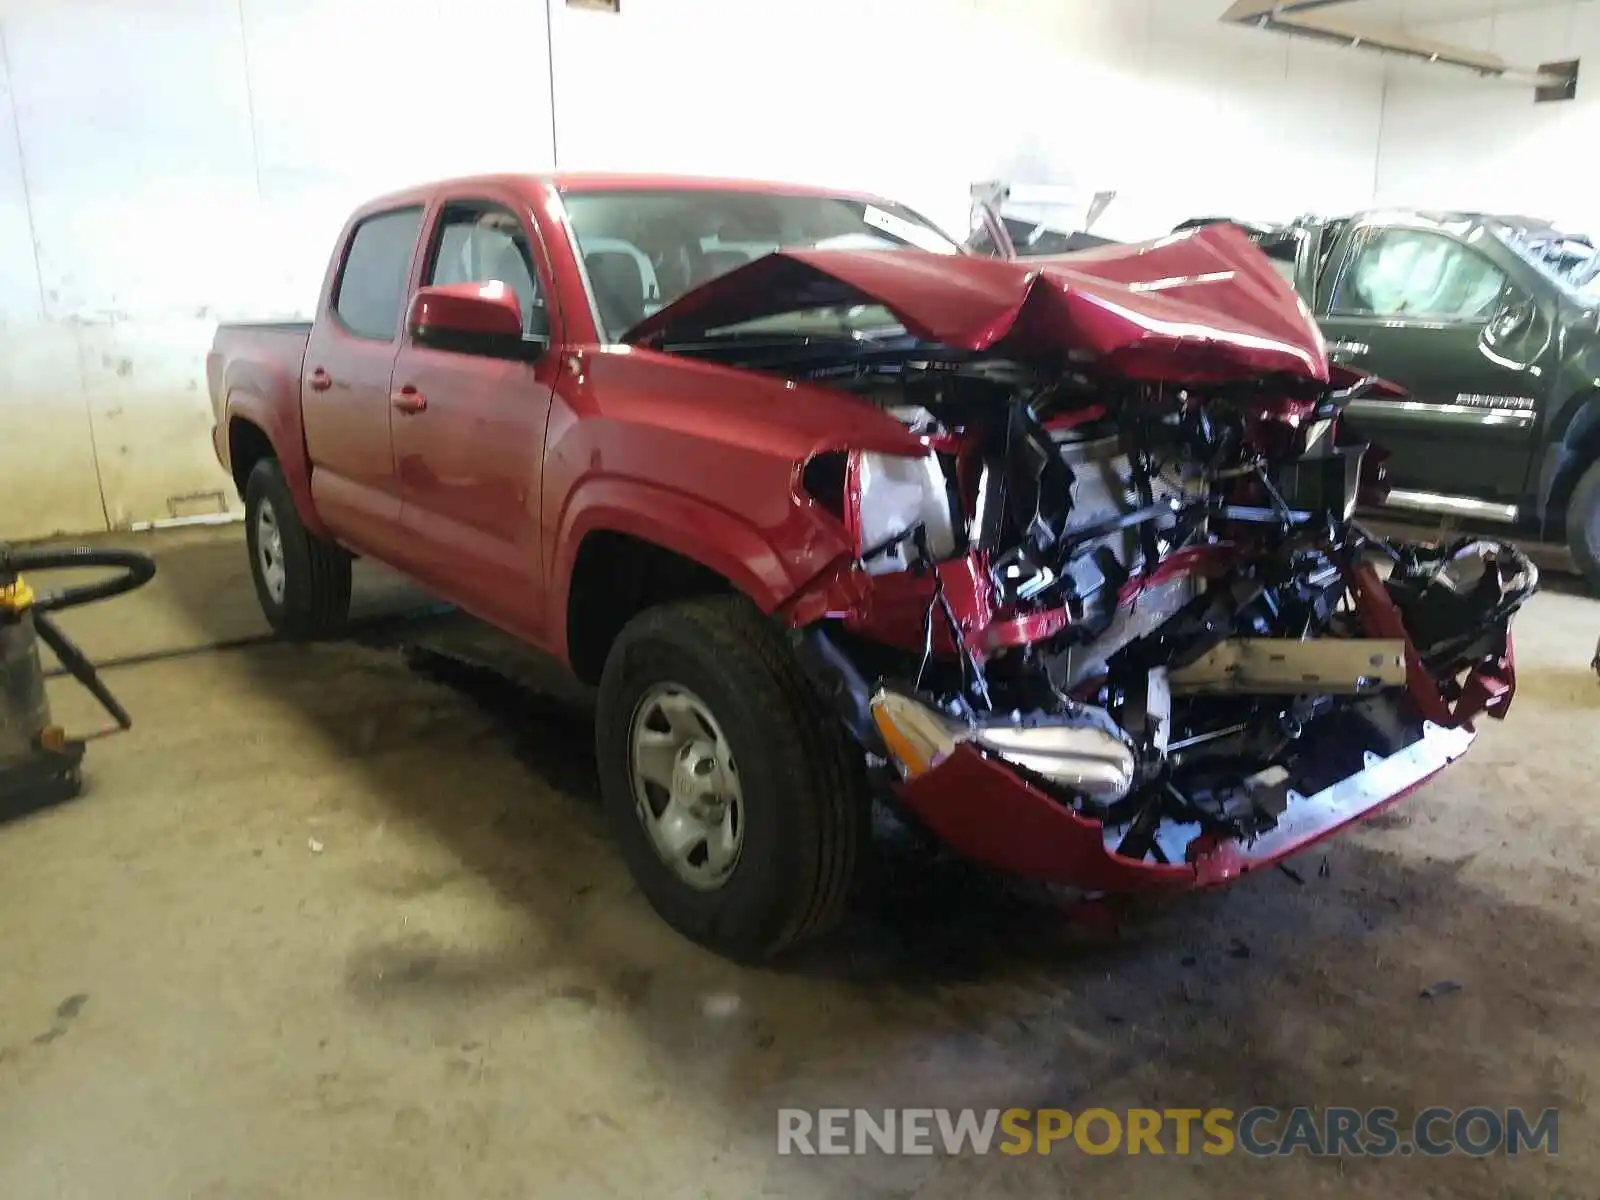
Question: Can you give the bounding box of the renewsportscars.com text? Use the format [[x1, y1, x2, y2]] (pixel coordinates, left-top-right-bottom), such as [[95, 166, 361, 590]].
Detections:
[[776, 1106, 1559, 1158]]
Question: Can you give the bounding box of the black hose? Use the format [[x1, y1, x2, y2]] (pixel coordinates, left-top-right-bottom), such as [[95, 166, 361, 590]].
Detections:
[[39, 631, 278, 681], [1, 545, 156, 732], [5, 547, 158, 612], [32, 613, 133, 729], [38, 603, 456, 681]]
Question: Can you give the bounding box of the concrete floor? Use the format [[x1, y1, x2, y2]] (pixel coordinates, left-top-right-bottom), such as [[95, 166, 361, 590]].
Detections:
[[3, 527, 1599, 1198]]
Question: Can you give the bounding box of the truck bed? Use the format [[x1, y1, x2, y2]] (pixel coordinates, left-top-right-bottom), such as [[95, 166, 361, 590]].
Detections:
[[217, 320, 314, 335]]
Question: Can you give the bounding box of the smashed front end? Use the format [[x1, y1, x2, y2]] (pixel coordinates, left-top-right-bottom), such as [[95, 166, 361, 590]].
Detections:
[[632, 227, 1539, 890]]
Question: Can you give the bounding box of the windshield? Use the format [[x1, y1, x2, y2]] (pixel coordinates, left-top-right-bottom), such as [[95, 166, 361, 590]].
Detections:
[[1492, 224, 1599, 300], [561, 187, 960, 340]]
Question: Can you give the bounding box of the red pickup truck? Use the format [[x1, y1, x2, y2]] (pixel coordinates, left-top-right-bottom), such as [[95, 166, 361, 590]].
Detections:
[[208, 173, 1534, 961]]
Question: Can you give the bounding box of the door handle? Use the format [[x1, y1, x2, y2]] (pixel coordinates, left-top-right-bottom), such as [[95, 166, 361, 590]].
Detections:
[[390, 385, 427, 414], [307, 367, 332, 392], [1328, 340, 1369, 362]]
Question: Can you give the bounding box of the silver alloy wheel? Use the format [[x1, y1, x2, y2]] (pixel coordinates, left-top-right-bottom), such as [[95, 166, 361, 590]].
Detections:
[[256, 498, 287, 604], [627, 683, 744, 891]]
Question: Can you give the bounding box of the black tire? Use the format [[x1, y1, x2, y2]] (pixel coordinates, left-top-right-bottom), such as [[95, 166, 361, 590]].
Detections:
[[1566, 458, 1600, 593], [595, 596, 869, 961], [244, 458, 352, 639]]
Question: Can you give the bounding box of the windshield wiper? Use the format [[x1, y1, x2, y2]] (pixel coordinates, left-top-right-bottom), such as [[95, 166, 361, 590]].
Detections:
[[654, 332, 968, 373]]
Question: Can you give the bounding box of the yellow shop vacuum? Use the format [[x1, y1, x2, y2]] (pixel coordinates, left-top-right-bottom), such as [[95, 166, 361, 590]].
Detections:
[[1, 544, 156, 820]]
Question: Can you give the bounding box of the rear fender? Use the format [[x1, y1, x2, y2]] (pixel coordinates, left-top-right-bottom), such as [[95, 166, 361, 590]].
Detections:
[[228, 385, 331, 540]]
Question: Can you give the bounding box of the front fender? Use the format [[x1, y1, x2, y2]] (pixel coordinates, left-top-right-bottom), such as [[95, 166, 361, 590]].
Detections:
[[550, 475, 854, 643]]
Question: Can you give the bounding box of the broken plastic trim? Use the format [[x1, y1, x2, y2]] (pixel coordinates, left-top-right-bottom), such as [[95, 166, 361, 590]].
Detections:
[[1120, 719, 1478, 879]]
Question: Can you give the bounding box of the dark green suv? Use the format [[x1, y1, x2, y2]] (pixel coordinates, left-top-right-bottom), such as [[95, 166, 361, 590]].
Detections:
[[1178, 211, 1600, 590]]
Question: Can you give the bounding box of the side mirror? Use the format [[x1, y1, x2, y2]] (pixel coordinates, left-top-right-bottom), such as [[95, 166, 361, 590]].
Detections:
[[1486, 293, 1536, 344], [408, 283, 536, 358]]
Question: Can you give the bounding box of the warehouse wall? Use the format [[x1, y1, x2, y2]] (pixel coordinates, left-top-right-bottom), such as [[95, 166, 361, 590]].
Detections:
[[551, 0, 1390, 238], [0, 0, 557, 540], [0, 0, 1386, 541], [1374, 2, 1600, 229]]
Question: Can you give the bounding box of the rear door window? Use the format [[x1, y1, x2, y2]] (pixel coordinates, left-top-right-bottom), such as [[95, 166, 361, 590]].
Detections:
[[333, 207, 423, 340]]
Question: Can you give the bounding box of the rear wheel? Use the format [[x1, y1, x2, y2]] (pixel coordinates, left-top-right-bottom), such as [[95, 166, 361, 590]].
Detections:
[[1566, 458, 1600, 593], [595, 596, 869, 961], [244, 459, 351, 639]]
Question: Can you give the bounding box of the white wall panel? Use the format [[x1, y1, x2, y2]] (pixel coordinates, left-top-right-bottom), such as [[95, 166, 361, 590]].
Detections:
[[0, 0, 258, 536], [551, 0, 1388, 241], [547, 0, 976, 234], [2, 0, 260, 322], [0, 23, 104, 540], [0, 24, 41, 325], [1375, 3, 1600, 231], [238, 0, 557, 317], [950, 0, 1385, 235], [75, 319, 229, 528], [0, 326, 107, 540], [0, 0, 557, 539]]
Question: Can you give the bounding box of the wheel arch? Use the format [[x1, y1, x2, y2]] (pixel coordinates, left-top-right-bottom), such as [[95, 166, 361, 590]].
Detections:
[[1539, 388, 1600, 537], [553, 479, 848, 685], [225, 389, 331, 540]]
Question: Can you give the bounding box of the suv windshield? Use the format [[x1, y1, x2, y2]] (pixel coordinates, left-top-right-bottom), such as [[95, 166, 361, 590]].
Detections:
[[561, 188, 959, 340], [1492, 223, 1598, 299]]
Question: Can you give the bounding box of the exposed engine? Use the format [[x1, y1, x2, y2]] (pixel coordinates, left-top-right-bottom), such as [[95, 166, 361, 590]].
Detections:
[[787, 354, 1537, 868]]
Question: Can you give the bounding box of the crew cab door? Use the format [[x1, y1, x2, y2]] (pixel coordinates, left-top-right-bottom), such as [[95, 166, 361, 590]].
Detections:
[[389, 194, 561, 641], [301, 205, 424, 558], [1316, 221, 1547, 515]]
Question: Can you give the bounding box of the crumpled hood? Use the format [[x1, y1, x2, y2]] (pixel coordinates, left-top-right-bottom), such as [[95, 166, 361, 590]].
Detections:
[[624, 224, 1331, 385]]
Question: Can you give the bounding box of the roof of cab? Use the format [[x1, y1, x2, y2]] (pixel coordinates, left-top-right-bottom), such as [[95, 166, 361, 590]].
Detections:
[[350, 171, 884, 218]]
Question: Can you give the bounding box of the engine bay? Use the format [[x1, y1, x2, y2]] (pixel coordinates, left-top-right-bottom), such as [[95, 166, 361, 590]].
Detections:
[[779, 352, 1538, 866]]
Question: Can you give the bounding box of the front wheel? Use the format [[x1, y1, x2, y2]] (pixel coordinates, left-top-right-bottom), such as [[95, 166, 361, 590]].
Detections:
[[1566, 457, 1600, 594], [595, 596, 869, 961], [244, 459, 352, 639]]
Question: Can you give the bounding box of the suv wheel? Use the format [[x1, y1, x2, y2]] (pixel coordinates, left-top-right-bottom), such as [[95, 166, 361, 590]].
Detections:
[[1566, 457, 1600, 593], [595, 596, 868, 961], [244, 459, 352, 638]]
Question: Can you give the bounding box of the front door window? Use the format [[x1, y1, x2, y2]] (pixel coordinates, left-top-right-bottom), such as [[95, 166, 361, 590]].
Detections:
[[1331, 229, 1506, 322]]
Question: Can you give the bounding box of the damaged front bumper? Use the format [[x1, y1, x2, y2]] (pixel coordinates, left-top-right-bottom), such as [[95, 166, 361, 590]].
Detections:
[[893, 702, 1477, 891], [861, 538, 1529, 893]]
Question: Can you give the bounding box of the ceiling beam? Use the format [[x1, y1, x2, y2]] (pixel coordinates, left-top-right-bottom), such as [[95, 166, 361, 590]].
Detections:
[[1220, 1, 1569, 85]]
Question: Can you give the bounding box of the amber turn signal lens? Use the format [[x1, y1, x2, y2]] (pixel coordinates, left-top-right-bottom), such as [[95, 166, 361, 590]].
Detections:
[[869, 690, 962, 779]]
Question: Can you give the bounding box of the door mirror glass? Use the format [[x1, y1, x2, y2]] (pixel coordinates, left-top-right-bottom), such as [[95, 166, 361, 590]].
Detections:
[[408, 282, 536, 358]]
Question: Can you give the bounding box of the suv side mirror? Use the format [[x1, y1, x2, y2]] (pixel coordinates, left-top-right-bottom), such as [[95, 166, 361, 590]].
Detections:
[[1486, 293, 1536, 343], [408, 283, 538, 359]]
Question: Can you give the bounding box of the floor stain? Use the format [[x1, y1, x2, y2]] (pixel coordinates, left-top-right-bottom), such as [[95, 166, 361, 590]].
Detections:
[[31, 992, 90, 1045]]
